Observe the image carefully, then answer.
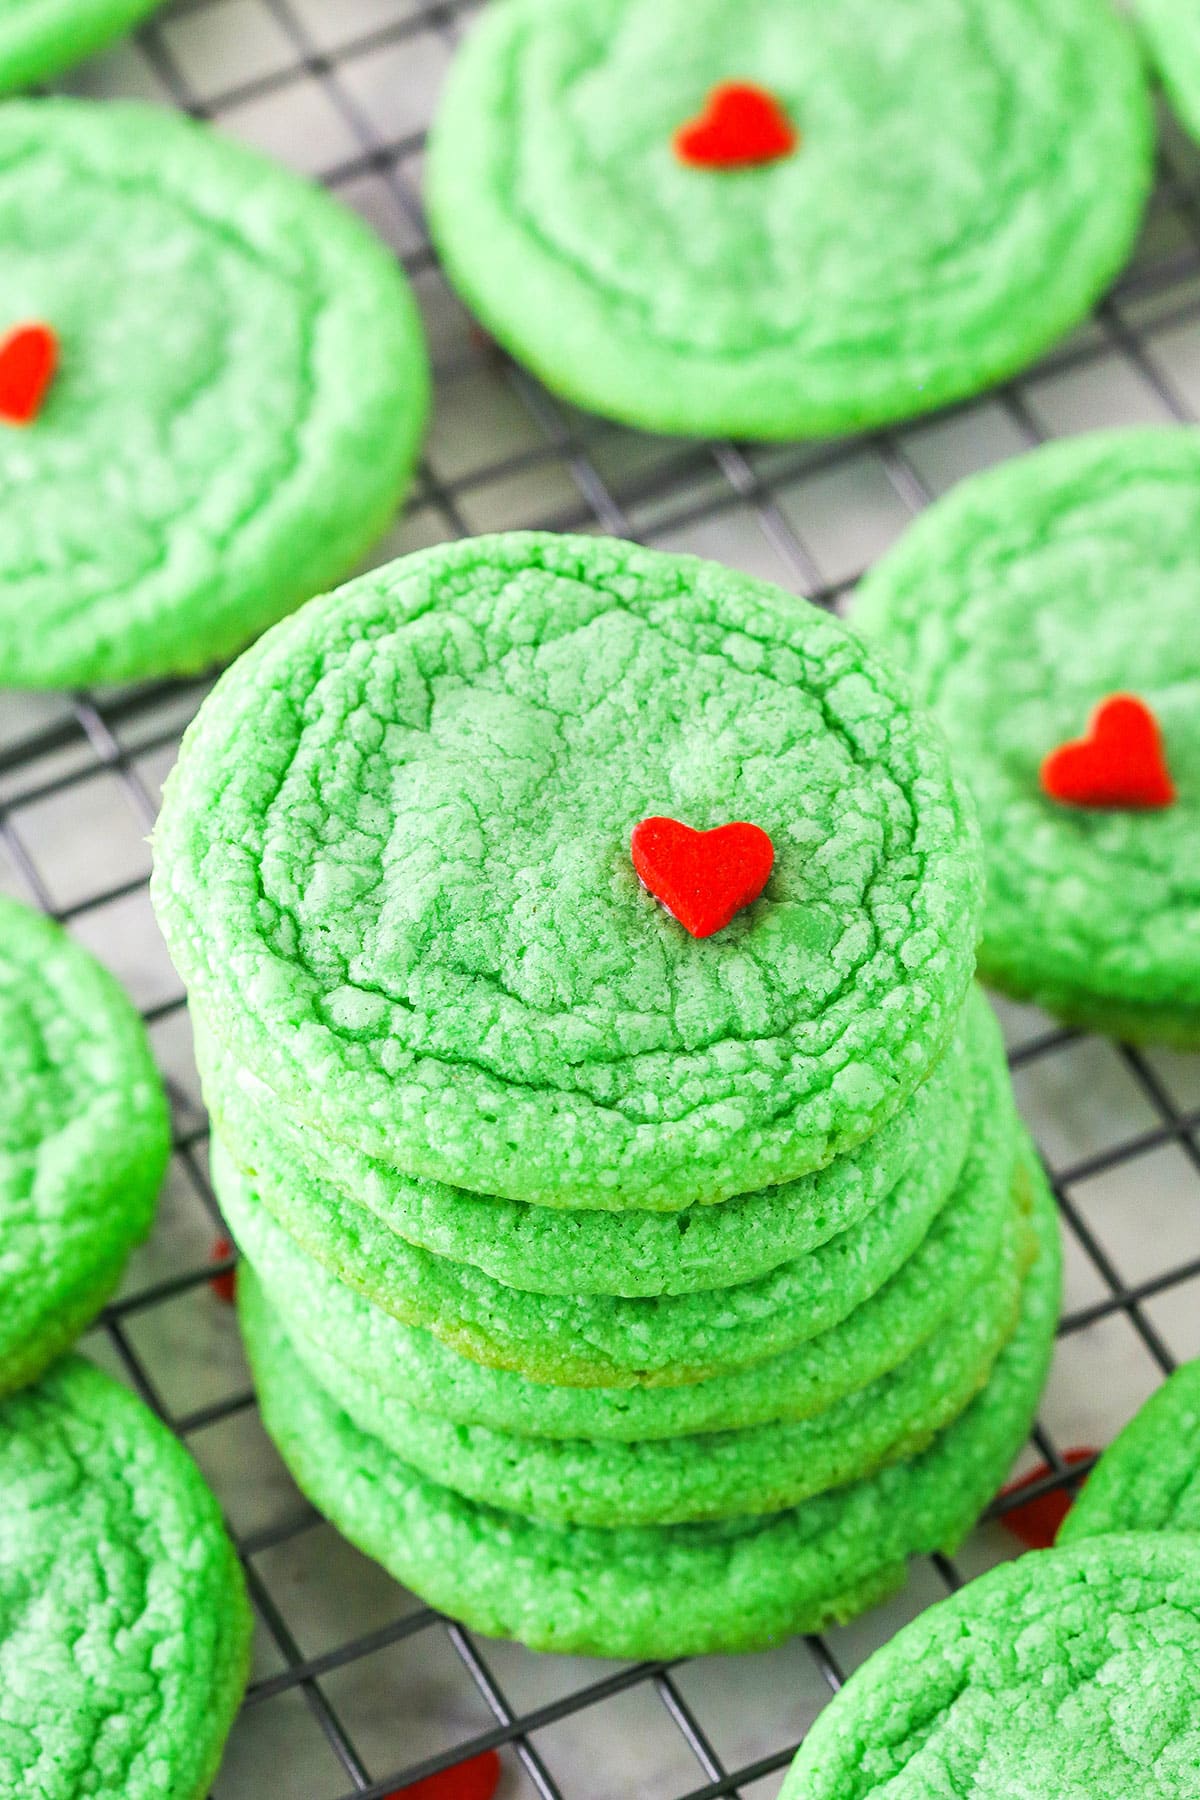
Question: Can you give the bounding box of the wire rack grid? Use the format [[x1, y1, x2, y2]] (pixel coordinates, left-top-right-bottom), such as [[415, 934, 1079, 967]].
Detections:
[[4, 3, 1200, 1795]]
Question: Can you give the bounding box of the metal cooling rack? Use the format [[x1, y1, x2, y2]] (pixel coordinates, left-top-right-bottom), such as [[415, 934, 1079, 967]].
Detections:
[[4, 3, 1200, 1794]]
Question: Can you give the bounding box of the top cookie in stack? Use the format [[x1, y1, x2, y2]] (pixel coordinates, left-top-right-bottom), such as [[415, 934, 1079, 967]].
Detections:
[[152, 532, 1060, 1657]]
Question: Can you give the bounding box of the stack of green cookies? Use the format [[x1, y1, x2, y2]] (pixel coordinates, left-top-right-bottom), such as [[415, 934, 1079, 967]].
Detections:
[[152, 531, 1061, 1658]]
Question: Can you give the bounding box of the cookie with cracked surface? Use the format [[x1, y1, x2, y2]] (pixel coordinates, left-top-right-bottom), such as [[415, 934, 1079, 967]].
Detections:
[[214, 1083, 1025, 1441], [235, 1183, 1032, 1527], [1060, 1358, 1200, 1543], [0, 1355, 251, 1799], [153, 531, 981, 1209], [778, 1532, 1200, 1800], [198, 987, 985, 1300], [1137, 0, 1200, 143], [855, 428, 1200, 1045], [424, 0, 1151, 440], [0, 894, 168, 1397], [0, 99, 427, 689], [238, 1144, 1060, 1657], [0, 0, 163, 92]]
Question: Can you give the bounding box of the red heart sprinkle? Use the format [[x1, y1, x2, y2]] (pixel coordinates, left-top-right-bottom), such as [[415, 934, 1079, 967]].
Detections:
[[674, 82, 798, 169], [1040, 694, 1175, 810], [208, 1235, 237, 1305], [631, 817, 774, 938], [0, 323, 58, 426], [385, 1749, 501, 1800], [998, 1446, 1096, 1550]]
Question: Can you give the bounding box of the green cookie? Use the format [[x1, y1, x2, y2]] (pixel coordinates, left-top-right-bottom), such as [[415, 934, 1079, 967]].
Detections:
[[213, 1089, 981, 1386], [425, 0, 1151, 440], [1061, 1359, 1200, 1543], [0, 1356, 251, 1799], [217, 1107, 1029, 1444], [239, 1148, 1060, 1658], [0, 100, 427, 689], [778, 1533, 1200, 1800], [1137, 0, 1200, 143], [855, 428, 1200, 1045], [211, 999, 1013, 1390], [237, 1191, 1029, 1527], [0, 895, 168, 1397], [154, 532, 981, 1210], [0, 0, 163, 93], [199, 989, 982, 1300]]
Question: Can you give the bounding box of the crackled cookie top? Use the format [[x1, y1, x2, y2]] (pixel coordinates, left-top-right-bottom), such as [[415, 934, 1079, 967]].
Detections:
[[0, 99, 427, 689], [781, 1533, 1200, 1800], [0, 1357, 251, 1800], [425, 0, 1151, 439], [0, 0, 163, 93], [855, 428, 1200, 1042], [0, 895, 168, 1394], [1062, 1359, 1200, 1543], [154, 532, 981, 1206], [1137, 0, 1200, 143]]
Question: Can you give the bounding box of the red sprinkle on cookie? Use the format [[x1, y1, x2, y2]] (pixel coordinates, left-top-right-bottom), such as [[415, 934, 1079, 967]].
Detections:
[[1041, 694, 1175, 811], [998, 1447, 1096, 1550], [673, 82, 797, 169], [208, 1235, 238, 1305], [0, 323, 57, 425], [631, 817, 774, 937], [386, 1749, 501, 1800]]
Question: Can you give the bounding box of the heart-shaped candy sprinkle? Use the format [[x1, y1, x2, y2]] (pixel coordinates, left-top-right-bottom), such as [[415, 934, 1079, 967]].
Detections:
[[631, 817, 774, 938], [1040, 694, 1175, 811], [673, 82, 797, 169], [385, 1749, 501, 1800], [0, 323, 58, 426]]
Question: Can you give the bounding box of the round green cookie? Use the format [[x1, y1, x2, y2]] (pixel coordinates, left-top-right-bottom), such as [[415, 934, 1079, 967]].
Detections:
[[199, 988, 982, 1300], [855, 428, 1200, 1045], [212, 1093, 980, 1386], [209, 992, 1011, 1389], [0, 0, 163, 93], [220, 1113, 1030, 1443], [0, 1356, 251, 1799], [1137, 0, 1200, 143], [153, 532, 981, 1209], [0, 100, 427, 689], [1061, 1359, 1200, 1544], [0, 894, 169, 1397], [238, 1196, 1028, 1527], [239, 1149, 1060, 1657], [425, 0, 1151, 440], [779, 1533, 1200, 1800]]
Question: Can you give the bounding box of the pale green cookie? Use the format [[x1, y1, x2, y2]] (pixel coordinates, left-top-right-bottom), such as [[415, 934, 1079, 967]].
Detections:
[[154, 532, 981, 1209], [199, 990, 982, 1299], [0, 0, 163, 93], [426, 0, 1151, 439], [0, 894, 168, 1396], [1061, 1358, 1200, 1543], [855, 428, 1200, 1045], [217, 1111, 1028, 1443], [0, 100, 427, 689], [0, 1356, 251, 1799], [237, 1191, 1030, 1527], [779, 1534, 1200, 1800], [239, 1149, 1061, 1658], [1137, 0, 1200, 143]]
